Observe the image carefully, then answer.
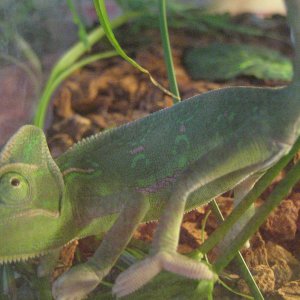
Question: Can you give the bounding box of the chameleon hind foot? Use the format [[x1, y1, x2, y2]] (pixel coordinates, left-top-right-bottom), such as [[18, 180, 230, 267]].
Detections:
[[112, 251, 214, 298]]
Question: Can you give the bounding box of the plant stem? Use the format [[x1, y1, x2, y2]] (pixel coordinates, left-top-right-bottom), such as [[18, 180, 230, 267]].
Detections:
[[195, 137, 300, 255], [34, 51, 118, 128], [14, 33, 42, 78], [66, 0, 89, 49], [213, 157, 300, 273], [93, 0, 179, 100], [50, 12, 135, 83], [209, 200, 264, 300], [33, 13, 134, 128], [205, 138, 300, 296], [158, 1, 260, 297], [158, 0, 180, 102]]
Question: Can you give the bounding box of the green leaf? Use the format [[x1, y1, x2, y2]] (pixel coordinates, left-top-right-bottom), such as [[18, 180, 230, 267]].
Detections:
[[199, 14, 266, 37], [196, 279, 215, 300], [0, 265, 17, 299], [33, 12, 133, 129], [184, 43, 292, 81], [91, 249, 216, 300], [92, 0, 179, 100], [93, 273, 216, 300], [66, 0, 90, 50]]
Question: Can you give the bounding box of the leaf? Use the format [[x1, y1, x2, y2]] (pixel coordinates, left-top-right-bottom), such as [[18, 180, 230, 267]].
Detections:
[[66, 0, 90, 50], [0, 265, 17, 299], [196, 279, 215, 300], [91, 249, 216, 300], [92, 0, 179, 100], [93, 273, 216, 300], [199, 14, 266, 37], [184, 43, 292, 81]]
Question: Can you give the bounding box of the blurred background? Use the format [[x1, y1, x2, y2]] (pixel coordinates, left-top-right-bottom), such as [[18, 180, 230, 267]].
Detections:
[[0, 0, 286, 147]]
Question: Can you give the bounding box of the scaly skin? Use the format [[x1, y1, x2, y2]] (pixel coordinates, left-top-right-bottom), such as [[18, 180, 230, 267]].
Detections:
[[0, 0, 300, 299]]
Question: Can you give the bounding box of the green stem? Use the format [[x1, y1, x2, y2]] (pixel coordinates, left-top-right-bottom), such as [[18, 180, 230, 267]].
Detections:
[[33, 13, 134, 128], [195, 137, 300, 255], [209, 200, 264, 300], [93, 0, 179, 100], [34, 51, 118, 128], [14, 33, 42, 78], [50, 12, 135, 84], [158, 0, 180, 103], [158, 1, 260, 297], [66, 0, 89, 49], [214, 157, 300, 273], [0, 265, 17, 299], [218, 279, 254, 300]]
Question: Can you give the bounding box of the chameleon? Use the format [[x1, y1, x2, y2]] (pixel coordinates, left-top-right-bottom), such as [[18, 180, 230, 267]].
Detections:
[[1, 0, 300, 299]]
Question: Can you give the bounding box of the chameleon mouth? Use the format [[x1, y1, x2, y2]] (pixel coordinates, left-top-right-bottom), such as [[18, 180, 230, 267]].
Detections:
[[12, 209, 59, 219], [0, 209, 59, 225], [0, 249, 51, 264], [0, 239, 75, 265]]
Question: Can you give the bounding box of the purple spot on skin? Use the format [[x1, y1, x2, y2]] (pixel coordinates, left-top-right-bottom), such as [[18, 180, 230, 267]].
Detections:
[[130, 146, 145, 155], [166, 176, 176, 183], [157, 181, 165, 188], [135, 171, 181, 194], [179, 124, 186, 133]]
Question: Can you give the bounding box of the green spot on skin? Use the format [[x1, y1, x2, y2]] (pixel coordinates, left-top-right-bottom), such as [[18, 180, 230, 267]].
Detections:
[[228, 112, 235, 122], [172, 135, 190, 154], [172, 134, 190, 169], [178, 157, 188, 168], [136, 174, 157, 188], [131, 153, 150, 168], [174, 135, 190, 146]]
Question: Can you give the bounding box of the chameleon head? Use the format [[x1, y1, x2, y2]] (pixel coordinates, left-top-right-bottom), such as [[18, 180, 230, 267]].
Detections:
[[0, 125, 65, 263]]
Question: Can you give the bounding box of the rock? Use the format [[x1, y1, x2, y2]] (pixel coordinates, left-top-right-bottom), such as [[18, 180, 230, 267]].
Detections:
[[276, 280, 300, 300], [243, 232, 269, 267], [262, 200, 299, 241], [251, 265, 275, 294]]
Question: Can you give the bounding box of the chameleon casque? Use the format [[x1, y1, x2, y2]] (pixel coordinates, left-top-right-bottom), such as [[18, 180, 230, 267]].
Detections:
[[1, 0, 300, 299]]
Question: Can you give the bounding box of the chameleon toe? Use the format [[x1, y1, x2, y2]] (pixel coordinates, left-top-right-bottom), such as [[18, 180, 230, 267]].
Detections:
[[113, 256, 161, 298], [161, 252, 214, 280], [112, 251, 215, 298], [52, 264, 101, 300]]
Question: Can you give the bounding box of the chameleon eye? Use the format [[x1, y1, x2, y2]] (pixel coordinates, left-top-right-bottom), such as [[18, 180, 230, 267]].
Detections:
[[10, 178, 20, 187], [0, 173, 30, 205]]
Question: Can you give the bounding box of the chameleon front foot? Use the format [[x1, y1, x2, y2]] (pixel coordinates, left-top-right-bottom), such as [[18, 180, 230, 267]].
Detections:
[[52, 263, 104, 300], [112, 251, 214, 298]]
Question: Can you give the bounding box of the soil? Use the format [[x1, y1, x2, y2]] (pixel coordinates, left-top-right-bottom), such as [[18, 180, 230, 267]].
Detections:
[[47, 15, 300, 299]]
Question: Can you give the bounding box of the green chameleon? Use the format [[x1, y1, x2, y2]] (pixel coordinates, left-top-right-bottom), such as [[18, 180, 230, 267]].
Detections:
[[1, 0, 300, 299]]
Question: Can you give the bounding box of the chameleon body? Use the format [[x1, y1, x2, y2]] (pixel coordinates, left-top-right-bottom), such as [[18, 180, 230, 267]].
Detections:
[[1, 0, 300, 299]]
